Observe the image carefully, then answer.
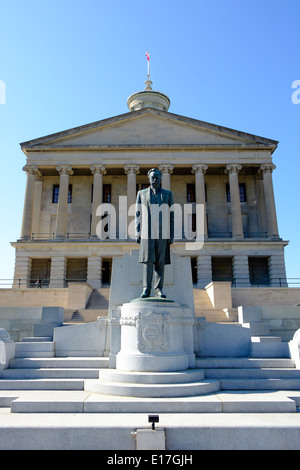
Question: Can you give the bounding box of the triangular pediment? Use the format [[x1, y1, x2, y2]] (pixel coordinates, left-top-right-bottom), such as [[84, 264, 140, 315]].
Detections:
[[20, 108, 278, 151]]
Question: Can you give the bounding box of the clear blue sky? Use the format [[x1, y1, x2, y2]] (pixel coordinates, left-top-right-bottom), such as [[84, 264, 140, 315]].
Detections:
[[0, 0, 299, 283]]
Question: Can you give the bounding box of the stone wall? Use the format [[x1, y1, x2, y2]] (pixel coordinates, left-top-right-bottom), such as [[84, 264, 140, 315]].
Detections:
[[0, 288, 69, 308], [232, 287, 300, 307]]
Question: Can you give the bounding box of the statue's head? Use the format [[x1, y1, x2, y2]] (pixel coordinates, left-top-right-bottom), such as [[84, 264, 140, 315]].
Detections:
[[147, 168, 161, 189]]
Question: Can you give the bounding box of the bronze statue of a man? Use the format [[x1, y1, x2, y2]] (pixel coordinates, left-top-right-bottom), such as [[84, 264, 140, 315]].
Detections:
[[135, 168, 174, 298]]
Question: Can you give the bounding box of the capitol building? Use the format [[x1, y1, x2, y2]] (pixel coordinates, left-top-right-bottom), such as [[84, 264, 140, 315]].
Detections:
[[12, 76, 288, 312]]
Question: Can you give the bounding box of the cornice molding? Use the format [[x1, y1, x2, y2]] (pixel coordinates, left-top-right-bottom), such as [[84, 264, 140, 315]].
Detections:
[[23, 143, 276, 154], [20, 107, 279, 154]]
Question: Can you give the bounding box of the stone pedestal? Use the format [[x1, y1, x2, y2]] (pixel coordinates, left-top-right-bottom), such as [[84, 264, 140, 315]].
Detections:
[[115, 299, 195, 372], [84, 298, 222, 398], [83, 251, 223, 398]]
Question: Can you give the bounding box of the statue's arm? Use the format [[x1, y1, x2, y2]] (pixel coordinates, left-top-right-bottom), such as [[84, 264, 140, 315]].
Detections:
[[135, 191, 141, 244], [169, 192, 174, 244]]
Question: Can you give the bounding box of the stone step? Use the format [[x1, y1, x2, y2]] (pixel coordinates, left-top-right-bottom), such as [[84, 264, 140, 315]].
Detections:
[[0, 379, 84, 391], [251, 336, 282, 342], [2, 368, 100, 379], [10, 391, 89, 413], [15, 342, 55, 358], [21, 337, 52, 342], [195, 357, 295, 369], [5, 390, 298, 414], [9, 357, 109, 369], [193, 289, 236, 322], [220, 378, 300, 391], [205, 368, 300, 379], [75, 309, 108, 322], [250, 341, 290, 358], [65, 309, 108, 323], [84, 378, 221, 398], [202, 310, 234, 322], [193, 289, 213, 308], [86, 289, 110, 309], [97, 368, 205, 384], [83, 391, 297, 414]]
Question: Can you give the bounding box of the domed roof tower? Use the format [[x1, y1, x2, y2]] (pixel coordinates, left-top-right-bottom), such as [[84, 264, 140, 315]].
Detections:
[[127, 53, 170, 112]]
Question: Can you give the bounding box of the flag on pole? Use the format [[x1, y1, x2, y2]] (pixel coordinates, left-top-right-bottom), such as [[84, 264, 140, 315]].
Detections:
[[145, 52, 150, 79]]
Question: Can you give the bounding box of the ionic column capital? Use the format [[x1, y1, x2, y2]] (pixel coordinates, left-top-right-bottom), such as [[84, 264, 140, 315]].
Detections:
[[22, 165, 41, 177], [192, 164, 208, 175], [225, 163, 242, 174], [124, 164, 140, 175], [158, 164, 174, 174], [56, 165, 73, 176], [90, 164, 106, 175], [259, 163, 276, 174]]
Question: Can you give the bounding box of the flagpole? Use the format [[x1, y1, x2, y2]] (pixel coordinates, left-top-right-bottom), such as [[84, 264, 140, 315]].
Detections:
[[146, 52, 150, 80]]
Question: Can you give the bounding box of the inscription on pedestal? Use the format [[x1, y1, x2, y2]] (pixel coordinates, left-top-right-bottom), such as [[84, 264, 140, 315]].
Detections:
[[138, 312, 168, 353]]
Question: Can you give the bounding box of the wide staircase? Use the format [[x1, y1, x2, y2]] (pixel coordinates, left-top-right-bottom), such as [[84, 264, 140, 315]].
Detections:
[[1, 286, 300, 414], [65, 288, 110, 323], [1, 335, 300, 413], [65, 288, 234, 323], [193, 288, 234, 321]]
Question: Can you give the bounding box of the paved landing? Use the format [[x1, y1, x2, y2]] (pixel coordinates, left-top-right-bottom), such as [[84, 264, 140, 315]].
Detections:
[[1, 389, 300, 414]]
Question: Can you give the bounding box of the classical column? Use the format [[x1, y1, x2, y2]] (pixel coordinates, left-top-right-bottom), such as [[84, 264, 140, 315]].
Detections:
[[260, 163, 279, 238], [31, 175, 43, 238], [90, 164, 106, 238], [124, 164, 139, 239], [55, 165, 73, 239], [124, 164, 140, 210], [158, 164, 174, 190], [225, 164, 244, 239], [20, 165, 40, 239], [192, 164, 208, 238]]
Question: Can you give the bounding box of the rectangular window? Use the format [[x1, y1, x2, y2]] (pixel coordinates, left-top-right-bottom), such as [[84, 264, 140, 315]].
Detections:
[[226, 183, 246, 202], [249, 257, 270, 286], [30, 258, 51, 288], [52, 184, 73, 203], [212, 257, 233, 282], [52, 184, 59, 203], [103, 184, 111, 203], [66, 258, 87, 283], [187, 183, 207, 202], [187, 183, 196, 203], [239, 183, 246, 202], [68, 185, 72, 203], [102, 259, 112, 285], [136, 183, 148, 193]]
